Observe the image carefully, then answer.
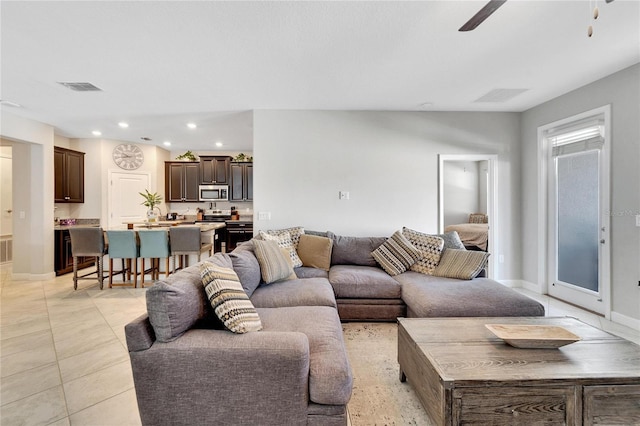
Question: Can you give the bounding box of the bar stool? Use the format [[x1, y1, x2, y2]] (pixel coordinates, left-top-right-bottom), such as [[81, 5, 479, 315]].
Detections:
[[68, 227, 108, 290], [169, 226, 213, 272], [106, 230, 140, 288], [137, 229, 170, 287]]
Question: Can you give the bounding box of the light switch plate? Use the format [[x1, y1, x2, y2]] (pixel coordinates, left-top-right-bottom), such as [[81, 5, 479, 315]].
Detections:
[[258, 211, 271, 221], [339, 191, 350, 200]]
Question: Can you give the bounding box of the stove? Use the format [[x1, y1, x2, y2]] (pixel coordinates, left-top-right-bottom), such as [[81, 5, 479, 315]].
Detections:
[[196, 214, 231, 222]]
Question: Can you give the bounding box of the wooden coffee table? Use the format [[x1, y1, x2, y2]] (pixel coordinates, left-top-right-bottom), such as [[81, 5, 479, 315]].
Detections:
[[398, 317, 640, 425]]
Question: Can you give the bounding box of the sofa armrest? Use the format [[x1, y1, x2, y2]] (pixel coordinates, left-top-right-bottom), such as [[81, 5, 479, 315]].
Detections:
[[130, 328, 311, 426], [124, 314, 155, 352]]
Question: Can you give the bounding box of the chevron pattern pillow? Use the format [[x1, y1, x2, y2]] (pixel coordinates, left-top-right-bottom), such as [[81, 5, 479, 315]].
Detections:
[[200, 261, 262, 334]]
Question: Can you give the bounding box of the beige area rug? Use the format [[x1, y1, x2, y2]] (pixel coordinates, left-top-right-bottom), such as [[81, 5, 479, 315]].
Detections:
[[342, 322, 433, 426]]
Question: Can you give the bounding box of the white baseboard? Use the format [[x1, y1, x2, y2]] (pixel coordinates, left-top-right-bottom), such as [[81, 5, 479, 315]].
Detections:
[[498, 279, 542, 293], [12, 272, 56, 281], [611, 311, 640, 332]]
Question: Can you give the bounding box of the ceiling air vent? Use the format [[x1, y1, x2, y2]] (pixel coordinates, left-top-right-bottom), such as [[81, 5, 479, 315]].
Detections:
[[474, 88, 528, 103], [57, 82, 103, 92]]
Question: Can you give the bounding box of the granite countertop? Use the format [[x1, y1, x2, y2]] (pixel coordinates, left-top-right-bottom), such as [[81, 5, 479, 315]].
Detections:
[[54, 218, 100, 231]]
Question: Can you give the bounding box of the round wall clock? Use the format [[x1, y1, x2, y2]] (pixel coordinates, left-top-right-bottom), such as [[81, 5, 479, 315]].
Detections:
[[112, 144, 144, 170]]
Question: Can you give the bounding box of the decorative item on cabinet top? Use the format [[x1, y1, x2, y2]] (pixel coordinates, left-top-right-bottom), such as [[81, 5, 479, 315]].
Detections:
[[175, 150, 198, 161]]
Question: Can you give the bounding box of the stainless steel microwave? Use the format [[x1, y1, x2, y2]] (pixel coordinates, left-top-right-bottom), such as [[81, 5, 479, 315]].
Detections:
[[199, 185, 228, 201]]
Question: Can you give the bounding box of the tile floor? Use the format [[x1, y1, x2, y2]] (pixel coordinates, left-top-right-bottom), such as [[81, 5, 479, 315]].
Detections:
[[1, 263, 638, 426]]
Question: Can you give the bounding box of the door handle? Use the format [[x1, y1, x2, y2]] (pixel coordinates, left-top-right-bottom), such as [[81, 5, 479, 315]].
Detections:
[[600, 239, 605, 244]]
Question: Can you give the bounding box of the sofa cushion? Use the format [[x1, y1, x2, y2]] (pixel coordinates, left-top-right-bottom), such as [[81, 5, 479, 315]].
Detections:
[[432, 249, 490, 280], [229, 243, 262, 297], [259, 230, 304, 268], [257, 306, 353, 406], [328, 232, 387, 267], [297, 234, 333, 271], [329, 265, 402, 299], [401, 227, 445, 275], [200, 261, 262, 334], [253, 239, 297, 284], [146, 253, 232, 342], [371, 230, 422, 276], [295, 266, 329, 279], [251, 277, 337, 309], [395, 271, 545, 317]]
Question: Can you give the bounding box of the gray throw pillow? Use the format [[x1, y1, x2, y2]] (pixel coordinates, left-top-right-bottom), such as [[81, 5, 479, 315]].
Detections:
[[229, 247, 262, 297], [146, 253, 233, 342]]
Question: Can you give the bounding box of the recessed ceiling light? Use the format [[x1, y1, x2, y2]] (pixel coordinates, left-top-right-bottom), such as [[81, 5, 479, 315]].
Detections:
[[163, 141, 171, 146], [92, 130, 102, 136], [215, 142, 223, 147], [187, 122, 197, 129], [118, 122, 129, 128]]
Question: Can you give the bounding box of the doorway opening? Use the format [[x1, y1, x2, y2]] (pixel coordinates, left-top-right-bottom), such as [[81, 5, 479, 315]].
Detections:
[[438, 154, 498, 278]]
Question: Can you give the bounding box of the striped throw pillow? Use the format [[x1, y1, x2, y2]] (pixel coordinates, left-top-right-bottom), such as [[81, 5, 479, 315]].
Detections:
[[258, 230, 303, 268], [432, 249, 490, 280], [253, 239, 296, 284], [200, 262, 262, 333], [371, 230, 421, 276]]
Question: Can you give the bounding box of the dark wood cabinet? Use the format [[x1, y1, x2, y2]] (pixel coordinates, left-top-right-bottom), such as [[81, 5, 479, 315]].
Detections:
[[165, 162, 199, 202], [230, 162, 253, 202], [55, 229, 94, 275], [200, 156, 230, 184], [54, 147, 84, 203], [226, 221, 253, 251]]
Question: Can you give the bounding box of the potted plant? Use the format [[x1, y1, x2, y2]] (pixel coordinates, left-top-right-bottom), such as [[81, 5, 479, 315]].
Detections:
[[140, 189, 162, 222], [176, 151, 198, 161]]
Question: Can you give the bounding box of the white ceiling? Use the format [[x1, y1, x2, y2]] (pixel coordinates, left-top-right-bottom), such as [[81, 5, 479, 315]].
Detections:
[[2, 1, 639, 151]]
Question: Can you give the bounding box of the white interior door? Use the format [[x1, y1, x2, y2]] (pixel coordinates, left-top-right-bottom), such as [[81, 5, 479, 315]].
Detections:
[[108, 171, 151, 229]]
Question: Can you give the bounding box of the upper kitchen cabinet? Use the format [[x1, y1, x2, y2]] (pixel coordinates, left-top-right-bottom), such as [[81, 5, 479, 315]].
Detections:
[[54, 147, 84, 203], [200, 156, 230, 184], [165, 162, 199, 202], [230, 162, 253, 202]]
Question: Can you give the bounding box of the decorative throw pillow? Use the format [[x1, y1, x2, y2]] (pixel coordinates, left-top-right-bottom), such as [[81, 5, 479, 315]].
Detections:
[[262, 227, 305, 248], [253, 239, 296, 284], [401, 227, 445, 275], [296, 234, 333, 271], [371, 230, 422, 276], [258, 230, 303, 268], [432, 249, 490, 280], [199, 261, 262, 334]]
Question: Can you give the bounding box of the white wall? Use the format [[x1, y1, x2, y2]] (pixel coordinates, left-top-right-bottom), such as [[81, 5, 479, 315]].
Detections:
[[1, 112, 55, 279], [253, 110, 521, 279], [521, 63, 640, 325]]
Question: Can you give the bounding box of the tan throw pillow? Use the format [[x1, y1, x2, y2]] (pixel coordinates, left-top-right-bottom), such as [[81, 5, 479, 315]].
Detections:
[[199, 261, 262, 334], [371, 230, 422, 276], [432, 249, 490, 280], [258, 230, 303, 268], [402, 227, 445, 275], [296, 234, 333, 271], [253, 239, 296, 284]]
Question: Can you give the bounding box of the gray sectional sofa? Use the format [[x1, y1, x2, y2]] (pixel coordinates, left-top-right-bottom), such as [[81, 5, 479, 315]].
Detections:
[[125, 229, 544, 426]]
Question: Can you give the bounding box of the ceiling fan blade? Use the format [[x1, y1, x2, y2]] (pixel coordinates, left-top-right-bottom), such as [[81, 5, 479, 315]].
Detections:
[[459, 0, 507, 32]]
